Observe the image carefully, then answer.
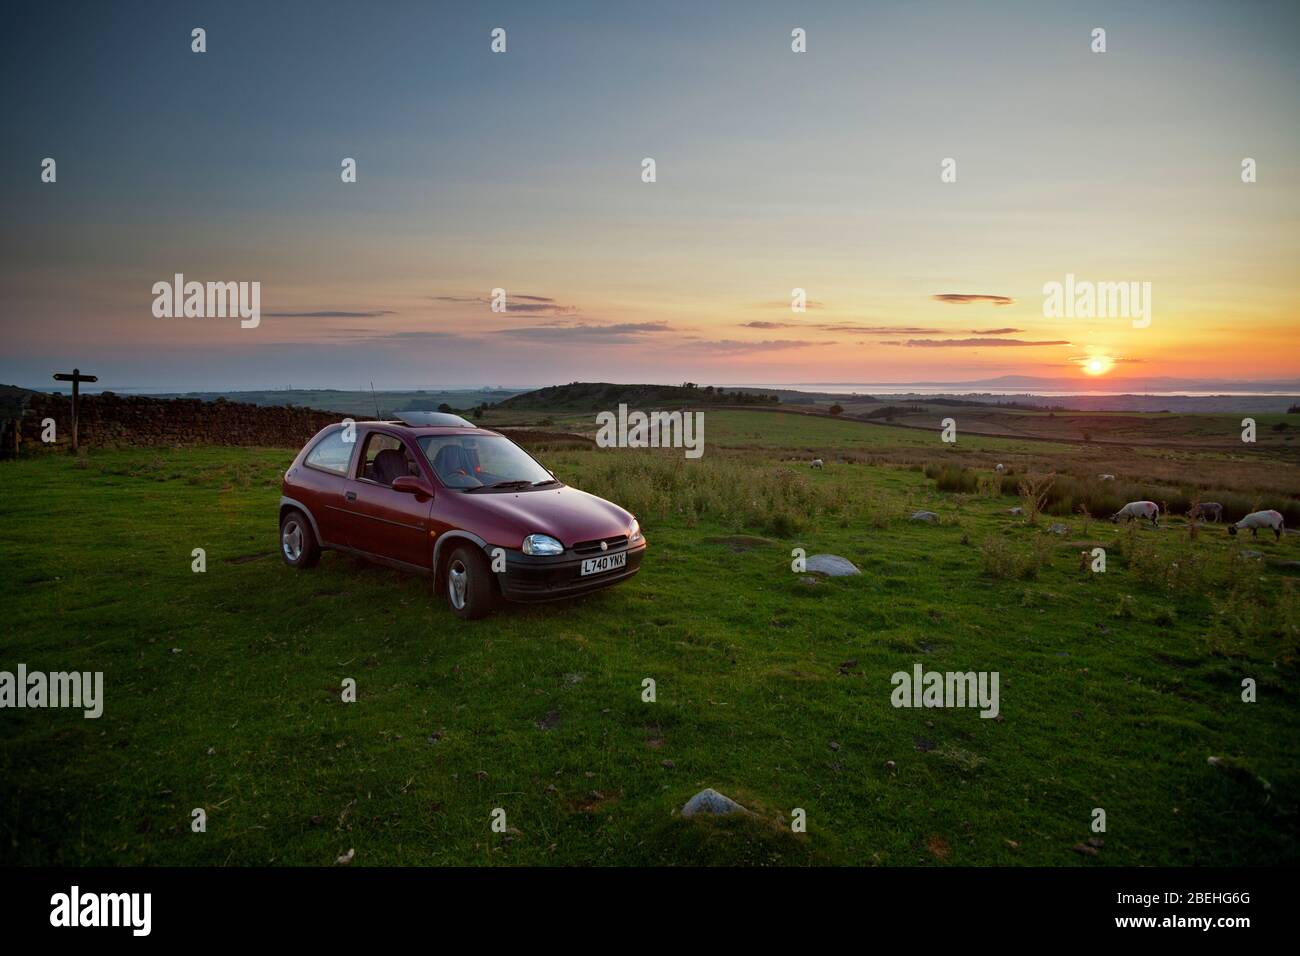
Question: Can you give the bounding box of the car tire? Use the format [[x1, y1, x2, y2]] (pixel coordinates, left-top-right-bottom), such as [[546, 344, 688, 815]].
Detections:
[[445, 545, 494, 620], [280, 509, 321, 569]]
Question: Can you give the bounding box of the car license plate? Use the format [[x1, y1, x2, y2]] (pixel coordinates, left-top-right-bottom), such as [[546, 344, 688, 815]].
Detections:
[[580, 551, 626, 576]]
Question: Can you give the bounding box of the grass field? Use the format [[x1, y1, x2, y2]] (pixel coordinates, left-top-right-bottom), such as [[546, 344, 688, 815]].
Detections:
[[2, 411, 1298, 866]]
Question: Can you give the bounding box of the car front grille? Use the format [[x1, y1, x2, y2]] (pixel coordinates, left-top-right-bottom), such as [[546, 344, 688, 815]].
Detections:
[[571, 534, 629, 555]]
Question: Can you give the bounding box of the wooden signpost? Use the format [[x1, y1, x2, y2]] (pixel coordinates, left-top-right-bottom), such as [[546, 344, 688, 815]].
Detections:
[[52, 368, 97, 452]]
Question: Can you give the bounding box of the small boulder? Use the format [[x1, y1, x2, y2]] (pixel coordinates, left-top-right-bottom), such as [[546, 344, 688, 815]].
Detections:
[[682, 788, 748, 817], [1008, 507, 1023, 516], [1047, 523, 1069, 535], [805, 554, 861, 576], [910, 511, 940, 523]]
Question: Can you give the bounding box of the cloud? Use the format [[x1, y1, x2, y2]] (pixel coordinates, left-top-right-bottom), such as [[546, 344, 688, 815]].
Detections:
[[1063, 355, 1145, 365], [970, 327, 1023, 335], [263, 310, 397, 318], [932, 294, 1015, 306], [819, 324, 945, 335], [898, 338, 1071, 348], [684, 339, 826, 353], [430, 294, 576, 315], [740, 322, 945, 335], [496, 321, 674, 344]]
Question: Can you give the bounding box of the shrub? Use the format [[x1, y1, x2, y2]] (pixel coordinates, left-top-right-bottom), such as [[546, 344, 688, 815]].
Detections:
[[979, 535, 1051, 579], [925, 463, 978, 494]]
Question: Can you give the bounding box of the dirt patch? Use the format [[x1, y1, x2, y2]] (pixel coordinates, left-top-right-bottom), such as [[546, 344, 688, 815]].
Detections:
[[703, 534, 778, 551], [225, 552, 273, 565]]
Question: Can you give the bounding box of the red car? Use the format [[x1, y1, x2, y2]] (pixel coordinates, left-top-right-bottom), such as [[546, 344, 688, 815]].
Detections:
[[278, 413, 646, 618]]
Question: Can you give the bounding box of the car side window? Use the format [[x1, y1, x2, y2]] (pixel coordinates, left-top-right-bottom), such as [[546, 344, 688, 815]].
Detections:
[[304, 430, 354, 475], [360, 433, 419, 486]]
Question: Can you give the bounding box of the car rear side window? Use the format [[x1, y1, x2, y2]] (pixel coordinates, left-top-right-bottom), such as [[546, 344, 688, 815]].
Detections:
[[304, 430, 354, 475], [359, 433, 419, 485]]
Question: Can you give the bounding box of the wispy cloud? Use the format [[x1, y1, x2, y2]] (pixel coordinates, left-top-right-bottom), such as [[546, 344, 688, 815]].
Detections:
[[932, 294, 1015, 306], [263, 310, 397, 318], [686, 339, 827, 353], [430, 293, 577, 315], [897, 337, 1070, 348], [739, 322, 944, 335], [496, 321, 674, 343], [970, 327, 1023, 335], [819, 324, 945, 335]]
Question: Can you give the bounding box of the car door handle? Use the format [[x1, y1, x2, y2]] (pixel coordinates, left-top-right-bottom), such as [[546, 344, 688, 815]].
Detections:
[[345, 491, 357, 501]]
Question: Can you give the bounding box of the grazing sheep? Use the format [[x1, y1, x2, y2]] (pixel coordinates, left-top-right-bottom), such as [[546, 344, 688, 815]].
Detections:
[[810, 458, 824, 469], [1229, 509, 1285, 540], [1097, 474, 1115, 481], [1111, 500, 1159, 526], [1189, 502, 1223, 523], [995, 463, 1005, 474]]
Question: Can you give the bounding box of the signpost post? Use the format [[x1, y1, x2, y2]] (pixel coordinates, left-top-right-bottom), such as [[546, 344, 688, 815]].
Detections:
[[52, 368, 97, 452]]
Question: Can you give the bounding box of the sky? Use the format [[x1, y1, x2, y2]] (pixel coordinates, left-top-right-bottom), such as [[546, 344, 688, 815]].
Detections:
[[2, 0, 1298, 392]]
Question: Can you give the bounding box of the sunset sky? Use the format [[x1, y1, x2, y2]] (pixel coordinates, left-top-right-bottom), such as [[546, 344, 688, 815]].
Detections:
[[2, 0, 1298, 391]]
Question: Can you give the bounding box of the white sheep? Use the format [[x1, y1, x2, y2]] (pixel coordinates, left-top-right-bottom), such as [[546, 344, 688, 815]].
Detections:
[[810, 458, 824, 469], [1098, 474, 1115, 481], [1229, 509, 1285, 540], [1111, 500, 1159, 525], [995, 463, 1005, 473]]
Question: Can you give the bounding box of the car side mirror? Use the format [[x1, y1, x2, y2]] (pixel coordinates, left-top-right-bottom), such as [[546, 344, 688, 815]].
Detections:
[[391, 476, 434, 499]]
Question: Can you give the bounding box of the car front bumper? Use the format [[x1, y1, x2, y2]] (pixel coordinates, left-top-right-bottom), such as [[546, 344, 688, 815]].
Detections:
[[496, 541, 646, 603]]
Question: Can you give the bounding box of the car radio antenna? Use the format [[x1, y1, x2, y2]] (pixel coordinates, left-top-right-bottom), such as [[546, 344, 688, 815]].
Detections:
[[370, 380, 381, 419]]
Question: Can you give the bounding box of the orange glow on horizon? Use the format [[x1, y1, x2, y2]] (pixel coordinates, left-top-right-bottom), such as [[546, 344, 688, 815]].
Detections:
[[1082, 356, 1114, 376]]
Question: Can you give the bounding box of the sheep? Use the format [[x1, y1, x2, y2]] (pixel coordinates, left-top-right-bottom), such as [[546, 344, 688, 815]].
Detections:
[[1111, 500, 1159, 526], [1189, 502, 1223, 523], [995, 463, 1005, 474], [1229, 509, 1285, 540], [810, 458, 824, 469], [1097, 474, 1115, 481]]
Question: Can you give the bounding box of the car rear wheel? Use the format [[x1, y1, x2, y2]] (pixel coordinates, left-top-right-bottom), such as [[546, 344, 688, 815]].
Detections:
[[445, 545, 494, 620], [280, 509, 321, 569]]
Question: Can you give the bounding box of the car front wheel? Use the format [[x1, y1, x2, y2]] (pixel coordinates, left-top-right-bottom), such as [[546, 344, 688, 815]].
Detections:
[[280, 509, 321, 569], [445, 545, 494, 620]]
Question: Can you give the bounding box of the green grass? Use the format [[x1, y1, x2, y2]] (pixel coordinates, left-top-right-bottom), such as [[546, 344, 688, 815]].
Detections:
[[2, 421, 1298, 866]]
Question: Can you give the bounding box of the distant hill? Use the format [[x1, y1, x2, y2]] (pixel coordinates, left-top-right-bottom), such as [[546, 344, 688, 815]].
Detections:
[[145, 388, 523, 418], [493, 382, 781, 411]]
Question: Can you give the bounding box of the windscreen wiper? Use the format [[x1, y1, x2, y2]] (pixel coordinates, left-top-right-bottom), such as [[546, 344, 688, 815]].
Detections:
[[470, 478, 530, 494]]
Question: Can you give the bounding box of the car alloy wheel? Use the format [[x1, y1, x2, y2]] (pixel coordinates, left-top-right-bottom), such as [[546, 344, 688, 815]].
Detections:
[[448, 559, 469, 610], [282, 518, 304, 562]]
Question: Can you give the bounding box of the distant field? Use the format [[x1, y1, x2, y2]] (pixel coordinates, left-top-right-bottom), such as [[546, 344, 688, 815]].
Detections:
[[147, 388, 523, 418], [2, 410, 1297, 866]]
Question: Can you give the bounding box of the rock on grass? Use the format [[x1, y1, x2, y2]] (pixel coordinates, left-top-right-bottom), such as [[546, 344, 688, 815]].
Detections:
[[682, 788, 748, 817], [805, 554, 860, 576]]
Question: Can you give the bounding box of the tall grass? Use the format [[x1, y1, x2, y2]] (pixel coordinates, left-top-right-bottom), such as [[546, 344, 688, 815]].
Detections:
[[552, 449, 865, 537], [930, 465, 1300, 526]]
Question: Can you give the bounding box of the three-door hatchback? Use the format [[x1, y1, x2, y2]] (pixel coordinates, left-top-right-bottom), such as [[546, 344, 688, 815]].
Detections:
[[279, 413, 646, 618]]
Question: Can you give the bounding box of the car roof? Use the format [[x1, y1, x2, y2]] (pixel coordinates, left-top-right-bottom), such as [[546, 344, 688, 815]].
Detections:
[[362, 421, 503, 440]]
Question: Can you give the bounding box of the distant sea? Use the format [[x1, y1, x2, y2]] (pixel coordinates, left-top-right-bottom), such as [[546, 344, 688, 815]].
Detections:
[[758, 383, 1293, 398]]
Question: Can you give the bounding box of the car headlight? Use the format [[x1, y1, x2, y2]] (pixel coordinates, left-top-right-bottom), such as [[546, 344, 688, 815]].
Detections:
[[629, 518, 642, 544], [522, 533, 564, 556]]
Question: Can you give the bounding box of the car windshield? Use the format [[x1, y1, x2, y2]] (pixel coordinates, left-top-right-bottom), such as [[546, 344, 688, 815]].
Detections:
[[418, 434, 555, 490]]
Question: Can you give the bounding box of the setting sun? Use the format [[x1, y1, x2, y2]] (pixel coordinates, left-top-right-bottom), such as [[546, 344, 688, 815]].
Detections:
[[1083, 356, 1114, 376]]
